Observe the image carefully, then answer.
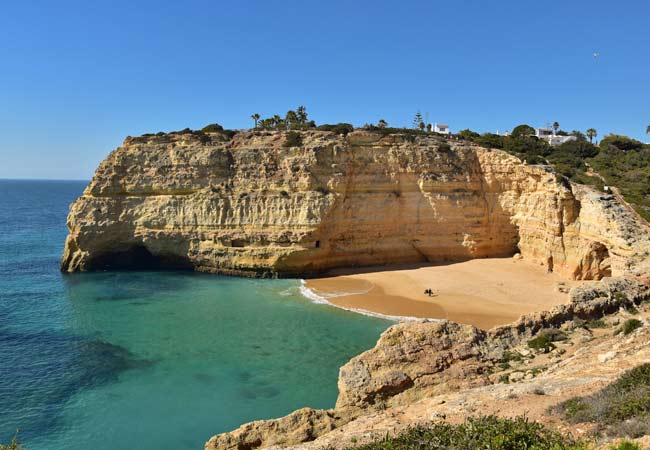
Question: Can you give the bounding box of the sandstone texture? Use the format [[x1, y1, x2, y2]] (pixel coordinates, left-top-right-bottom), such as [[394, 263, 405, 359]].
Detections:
[[61, 130, 650, 280]]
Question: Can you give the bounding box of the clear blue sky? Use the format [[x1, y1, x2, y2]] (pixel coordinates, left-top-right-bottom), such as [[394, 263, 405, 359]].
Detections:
[[1, 0, 648, 180]]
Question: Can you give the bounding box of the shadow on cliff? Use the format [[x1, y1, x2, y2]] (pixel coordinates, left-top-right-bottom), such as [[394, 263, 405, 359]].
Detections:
[[85, 244, 193, 271]]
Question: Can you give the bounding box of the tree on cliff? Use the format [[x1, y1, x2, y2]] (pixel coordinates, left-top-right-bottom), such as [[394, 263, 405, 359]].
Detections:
[[285, 110, 299, 129], [377, 119, 388, 128], [251, 113, 260, 129], [553, 121, 560, 135], [296, 106, 308, 125], [412, 111, 424, 130], [586, 128, 598, 143], [511, 124, 535, 138]]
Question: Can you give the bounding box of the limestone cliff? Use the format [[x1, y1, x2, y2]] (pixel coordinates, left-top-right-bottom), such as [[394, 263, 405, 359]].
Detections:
[[61, 130, 649, 280]]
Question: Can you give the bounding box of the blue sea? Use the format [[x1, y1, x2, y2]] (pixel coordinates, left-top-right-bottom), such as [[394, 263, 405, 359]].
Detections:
[[0, 180, 390, 450]]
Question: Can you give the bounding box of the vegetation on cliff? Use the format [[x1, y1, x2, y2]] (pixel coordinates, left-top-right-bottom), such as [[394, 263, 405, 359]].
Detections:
[[553, 363, 650, 438], [458, 127, 650, 221], [336, 416, 588, 450]]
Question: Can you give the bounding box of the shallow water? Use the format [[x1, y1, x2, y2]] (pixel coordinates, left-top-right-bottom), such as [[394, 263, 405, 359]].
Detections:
[[0, 180, 390, 450]]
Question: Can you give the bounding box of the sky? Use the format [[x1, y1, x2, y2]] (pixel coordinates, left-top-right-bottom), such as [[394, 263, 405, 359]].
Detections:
[[1, 0, 649, 180]]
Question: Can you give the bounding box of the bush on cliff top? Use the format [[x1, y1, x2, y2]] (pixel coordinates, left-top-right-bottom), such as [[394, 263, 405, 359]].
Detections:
[[283, 131, 302, 147], [552, 363, 650, 438], [336, 415, 588, 450]]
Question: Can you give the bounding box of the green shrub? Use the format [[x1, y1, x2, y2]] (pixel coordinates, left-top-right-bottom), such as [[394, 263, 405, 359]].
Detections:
[[587, 319, 607, 329], [600, 135, 644, 152], [457, 129, 480, 140], [474, 133, 505, 149], [620, 319, 642, 335], [317, 123, 354, 135], [502, 350, 524, 363], [511, 124, 536, 137], [609, 441, 641, 450], [283, 131, 303, 147], [336, 415, 588, 450], [552, 363, 650, 438], [527, 329, 567, 352], [201, 123, 224, 133]]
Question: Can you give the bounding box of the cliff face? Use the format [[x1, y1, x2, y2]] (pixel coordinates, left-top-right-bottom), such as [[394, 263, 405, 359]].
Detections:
[[61, 130, 648, 280]]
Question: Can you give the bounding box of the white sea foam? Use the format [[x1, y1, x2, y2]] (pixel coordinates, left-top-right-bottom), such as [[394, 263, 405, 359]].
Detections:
[[299, 280, 427, 322]]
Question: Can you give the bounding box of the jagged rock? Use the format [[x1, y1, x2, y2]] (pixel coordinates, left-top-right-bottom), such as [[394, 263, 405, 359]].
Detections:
[[508, 372, 525, 382], [61, 130, 650, 280], [204, 408, 345, 450], [336, 321, 491, 410]]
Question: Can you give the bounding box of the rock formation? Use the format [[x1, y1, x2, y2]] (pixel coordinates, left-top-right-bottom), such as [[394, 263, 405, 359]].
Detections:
[[205, 277, 650, 450], [61, 130, 650, 280]]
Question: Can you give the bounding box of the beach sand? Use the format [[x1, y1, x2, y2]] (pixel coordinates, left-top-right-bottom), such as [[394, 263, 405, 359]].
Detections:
[[305, 257, 578, 330]]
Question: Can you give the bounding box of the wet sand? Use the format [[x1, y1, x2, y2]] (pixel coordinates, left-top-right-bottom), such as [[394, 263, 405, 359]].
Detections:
[[305, 258, 577, 330]]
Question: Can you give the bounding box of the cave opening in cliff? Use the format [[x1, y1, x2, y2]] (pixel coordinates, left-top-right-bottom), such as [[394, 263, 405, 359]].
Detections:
[[87, 245, 193, 271]]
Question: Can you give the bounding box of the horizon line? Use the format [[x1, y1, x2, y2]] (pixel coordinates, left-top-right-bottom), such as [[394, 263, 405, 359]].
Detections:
[[0, 177, 90, 182]]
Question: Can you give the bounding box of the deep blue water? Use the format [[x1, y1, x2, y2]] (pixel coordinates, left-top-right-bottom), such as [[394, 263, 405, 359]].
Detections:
[[0, 180, 390, 450]]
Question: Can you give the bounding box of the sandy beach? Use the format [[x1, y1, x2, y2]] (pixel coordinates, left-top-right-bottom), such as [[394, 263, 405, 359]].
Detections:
[[305, 257, 578, 330]]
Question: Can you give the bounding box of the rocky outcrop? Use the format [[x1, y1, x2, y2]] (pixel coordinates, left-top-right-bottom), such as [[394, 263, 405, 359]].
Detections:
[[61, 130, 650, 280], [204, 408, 345, 450], [205, 277, 650, 449]]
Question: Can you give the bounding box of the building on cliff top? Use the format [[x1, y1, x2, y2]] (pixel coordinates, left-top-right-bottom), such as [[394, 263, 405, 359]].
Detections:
[[535, 127, 577, 146], [434, 123, 450, 134]]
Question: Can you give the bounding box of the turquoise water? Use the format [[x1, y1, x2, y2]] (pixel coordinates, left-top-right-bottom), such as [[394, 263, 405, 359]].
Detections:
[[0, 180, 390, 450]]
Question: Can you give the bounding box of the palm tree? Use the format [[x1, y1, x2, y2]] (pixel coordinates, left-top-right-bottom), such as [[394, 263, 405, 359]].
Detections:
[[553, 121, 560, 136], [285, 110, 299, 129], [296, 106, 308, 125], [586, 128, 597, 144], [377, 119, 388, 128], [251, 113, 260, 129]]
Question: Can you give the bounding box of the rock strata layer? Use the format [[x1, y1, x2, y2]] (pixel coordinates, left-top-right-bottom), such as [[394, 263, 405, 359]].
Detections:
[[62, 130, 650, 280]]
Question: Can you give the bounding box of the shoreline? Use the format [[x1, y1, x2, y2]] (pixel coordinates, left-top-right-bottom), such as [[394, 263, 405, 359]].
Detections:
[[301, 257, 577, 330], [299, 280, 425, 322]]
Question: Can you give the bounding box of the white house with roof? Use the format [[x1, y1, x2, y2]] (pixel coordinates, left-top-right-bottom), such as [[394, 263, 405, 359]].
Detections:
[[433, 123, 450, 134], [534, 127, 576, 146]]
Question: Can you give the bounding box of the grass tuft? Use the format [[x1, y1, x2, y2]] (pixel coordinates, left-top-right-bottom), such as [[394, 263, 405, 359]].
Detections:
[[334, 415, 588, 450], [552, 363, 650, 438]]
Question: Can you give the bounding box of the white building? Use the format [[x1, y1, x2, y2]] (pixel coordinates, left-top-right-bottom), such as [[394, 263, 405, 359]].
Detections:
[[534, 127, 576, 146], [434, 123, 450, 134]]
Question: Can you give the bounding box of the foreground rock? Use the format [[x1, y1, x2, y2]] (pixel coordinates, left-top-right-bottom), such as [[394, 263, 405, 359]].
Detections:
[[62, 130, 650, 280], [205, 277, 650, 449]]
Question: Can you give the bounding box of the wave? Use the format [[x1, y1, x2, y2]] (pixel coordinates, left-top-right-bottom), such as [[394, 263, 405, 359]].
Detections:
[[299, 280, 427, 323]]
